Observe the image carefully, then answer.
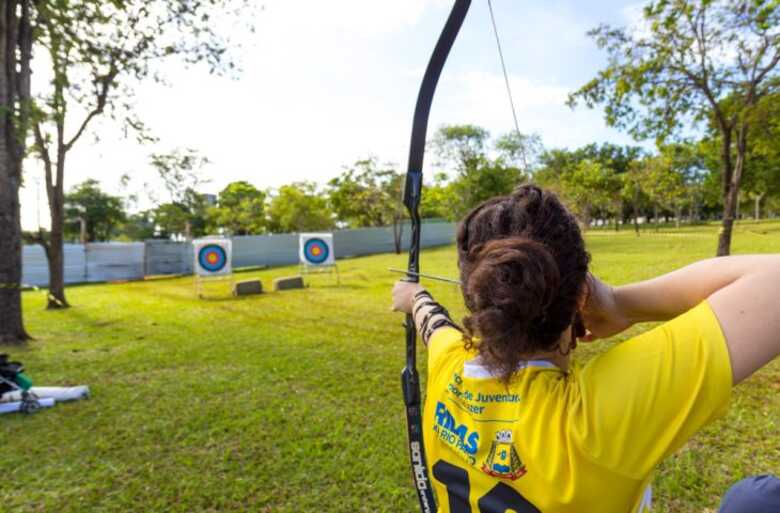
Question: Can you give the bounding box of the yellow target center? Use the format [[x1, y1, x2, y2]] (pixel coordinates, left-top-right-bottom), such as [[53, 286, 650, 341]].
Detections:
[[207, 253, 218, 264], [311, 246, 321, 256]]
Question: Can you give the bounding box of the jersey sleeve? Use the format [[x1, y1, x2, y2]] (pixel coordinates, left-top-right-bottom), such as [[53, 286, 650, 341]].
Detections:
[[427, 327, 465, 376], [573, 301, 733, 479]]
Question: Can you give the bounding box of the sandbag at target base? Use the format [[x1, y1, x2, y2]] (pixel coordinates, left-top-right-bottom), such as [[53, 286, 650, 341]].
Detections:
[[233, 279, 263, 296], [274, 276, 305, 291]]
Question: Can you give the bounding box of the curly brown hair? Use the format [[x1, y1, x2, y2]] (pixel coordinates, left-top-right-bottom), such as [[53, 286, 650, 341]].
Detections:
[[456, 184, 590, 381]]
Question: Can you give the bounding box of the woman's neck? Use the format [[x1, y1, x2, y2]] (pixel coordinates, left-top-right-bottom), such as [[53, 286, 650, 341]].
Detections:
[[523, 351, 570, 372], [521, 328, 574, 372]]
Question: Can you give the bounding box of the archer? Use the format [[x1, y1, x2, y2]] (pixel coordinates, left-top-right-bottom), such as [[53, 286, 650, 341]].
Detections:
[[393, 184, 780, 513]]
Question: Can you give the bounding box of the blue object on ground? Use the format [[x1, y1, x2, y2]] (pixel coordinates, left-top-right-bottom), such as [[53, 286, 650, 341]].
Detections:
[[719, 475, 780, 513]]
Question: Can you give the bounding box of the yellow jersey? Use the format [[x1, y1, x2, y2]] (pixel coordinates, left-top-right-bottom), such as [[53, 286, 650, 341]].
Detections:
[[423, 301, 732, 513]]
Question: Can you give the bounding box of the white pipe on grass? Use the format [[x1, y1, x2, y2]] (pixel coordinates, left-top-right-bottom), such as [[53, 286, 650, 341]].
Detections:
[[0, 397, 55, 415]]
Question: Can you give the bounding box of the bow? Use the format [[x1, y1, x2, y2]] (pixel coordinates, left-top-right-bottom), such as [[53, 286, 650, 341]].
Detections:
[[401, 2, 472, 512]]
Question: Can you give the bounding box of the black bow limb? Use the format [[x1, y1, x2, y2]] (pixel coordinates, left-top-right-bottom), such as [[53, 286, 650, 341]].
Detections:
[[400, 2, 472, 513]]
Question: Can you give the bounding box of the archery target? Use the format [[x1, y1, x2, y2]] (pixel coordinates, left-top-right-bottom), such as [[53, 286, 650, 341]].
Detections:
[[299, 233, 335, 266], [193, 239, 232, 277]]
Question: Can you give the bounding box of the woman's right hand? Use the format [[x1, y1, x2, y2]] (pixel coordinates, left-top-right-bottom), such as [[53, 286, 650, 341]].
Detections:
[[580, 275, 631, 341]]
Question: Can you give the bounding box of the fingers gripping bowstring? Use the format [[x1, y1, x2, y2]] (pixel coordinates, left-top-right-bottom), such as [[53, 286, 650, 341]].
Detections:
[[487, 0, 522, 140]]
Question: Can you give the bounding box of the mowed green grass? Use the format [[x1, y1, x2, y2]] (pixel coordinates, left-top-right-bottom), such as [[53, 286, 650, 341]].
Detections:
[[2, 222, 779, 513]]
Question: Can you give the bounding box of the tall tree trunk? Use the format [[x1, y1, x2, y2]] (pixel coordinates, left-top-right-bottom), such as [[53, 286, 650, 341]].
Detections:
[[45, 149, 69, 308], [0, 0, 31, 343], [392, 216, 404, 254], [581, 205, 592, 231], [632, 190, 640, 236], [688, 193, 695, 224], [614, 203, 621, 232], [717, 125, 741, 256], [79, 216, 87, 243], [45, 191, 68, 309], [0, 164, 27, 343], [754, 193, 763, 221], [653, 204, 659, 232]]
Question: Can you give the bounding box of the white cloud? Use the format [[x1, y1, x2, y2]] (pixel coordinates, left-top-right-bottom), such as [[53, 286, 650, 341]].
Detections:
[[259, 0, 444, 39]]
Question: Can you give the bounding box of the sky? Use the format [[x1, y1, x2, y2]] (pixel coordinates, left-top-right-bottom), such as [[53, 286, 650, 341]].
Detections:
[[20, 0, 647, 231]]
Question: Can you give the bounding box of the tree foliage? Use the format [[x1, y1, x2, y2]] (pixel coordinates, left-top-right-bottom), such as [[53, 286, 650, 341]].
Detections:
[[267, 182, 334, 234], [64, 179, 126, 242], [29, 0, 249, 308], [328, 158, 404, 228], [209, 181, 266, 236], [570, 0, 780, 254], [431, 125, 528, 219]]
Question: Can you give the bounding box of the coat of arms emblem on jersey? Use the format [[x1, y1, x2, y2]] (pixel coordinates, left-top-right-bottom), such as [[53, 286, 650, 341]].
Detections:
[[481, 430, 527, 480]]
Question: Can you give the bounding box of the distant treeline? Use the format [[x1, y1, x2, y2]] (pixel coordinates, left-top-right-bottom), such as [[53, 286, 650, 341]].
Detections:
[[53, 118, 779, 245]]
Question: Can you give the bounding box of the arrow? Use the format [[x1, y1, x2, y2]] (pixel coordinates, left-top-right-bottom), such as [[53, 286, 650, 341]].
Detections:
[[388, 267, 461, 286]]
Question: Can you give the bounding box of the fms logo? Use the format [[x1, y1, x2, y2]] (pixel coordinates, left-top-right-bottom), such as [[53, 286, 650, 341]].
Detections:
[[433, 402, 479, 459]]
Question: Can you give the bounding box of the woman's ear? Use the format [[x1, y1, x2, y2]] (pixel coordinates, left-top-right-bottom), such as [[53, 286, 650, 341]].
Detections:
[[573, 312, 586, 339], [577, 275, 592, 310]]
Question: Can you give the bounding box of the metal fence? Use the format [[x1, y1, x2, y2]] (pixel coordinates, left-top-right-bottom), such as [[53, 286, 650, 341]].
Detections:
[[23, 243, 145, 287], [22, 221, 457, 287]]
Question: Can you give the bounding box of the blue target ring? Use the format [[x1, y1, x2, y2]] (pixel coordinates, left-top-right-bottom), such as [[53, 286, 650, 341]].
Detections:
[[198, 244, 228, 273], [303, 238, 330, 264]]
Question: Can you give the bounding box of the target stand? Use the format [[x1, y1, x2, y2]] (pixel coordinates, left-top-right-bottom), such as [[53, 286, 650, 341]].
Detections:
[[299, 233, 339, 286], [193, 239, 234, 298]]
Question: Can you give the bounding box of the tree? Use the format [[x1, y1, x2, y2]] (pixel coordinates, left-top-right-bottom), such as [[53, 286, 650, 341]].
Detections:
[[449, 158, 526, 219], [570, 0, 780, 255], [622, 161, 651, 235], [118, 211, 155, 241], [152, 191, 210, 240], [0, 0, 34, 343], [744, 97, 780, 219], [494, 132, 543, 173], [708, 92, 780, 219], [64, 179, 125, 242], [558, 160, 619, 228], [536, 143, 643, 228], [328, 158, 406, 252], [431, 125, 528, 218], [419, 172, 455, 220], [209, 181, 266, 236], [431, 124, 490, 173], [29, 1, 248, 309], [150, 149, 211, 239], [267, 182, 334, 234], [153, 203, 191, 240], [639, 154, 687, 230]]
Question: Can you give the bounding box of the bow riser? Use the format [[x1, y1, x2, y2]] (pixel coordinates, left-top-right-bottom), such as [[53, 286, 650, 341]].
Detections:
[[401, 2, 472, 513]]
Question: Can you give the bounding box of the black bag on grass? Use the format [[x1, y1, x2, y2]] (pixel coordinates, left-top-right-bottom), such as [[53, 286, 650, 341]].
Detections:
[[0, 354, 30, 395]]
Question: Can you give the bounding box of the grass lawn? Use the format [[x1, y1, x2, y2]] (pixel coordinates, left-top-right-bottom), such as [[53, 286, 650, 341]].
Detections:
[[2, 221, 779, 513]]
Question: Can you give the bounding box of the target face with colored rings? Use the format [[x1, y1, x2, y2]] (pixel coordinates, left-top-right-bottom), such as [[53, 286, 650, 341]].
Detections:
[[198, 244, 228, 273], [303, 238, 330, 264]]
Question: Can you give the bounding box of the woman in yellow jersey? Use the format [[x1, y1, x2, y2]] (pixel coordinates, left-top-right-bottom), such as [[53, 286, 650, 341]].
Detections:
[[392, 185, 780, 513]]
